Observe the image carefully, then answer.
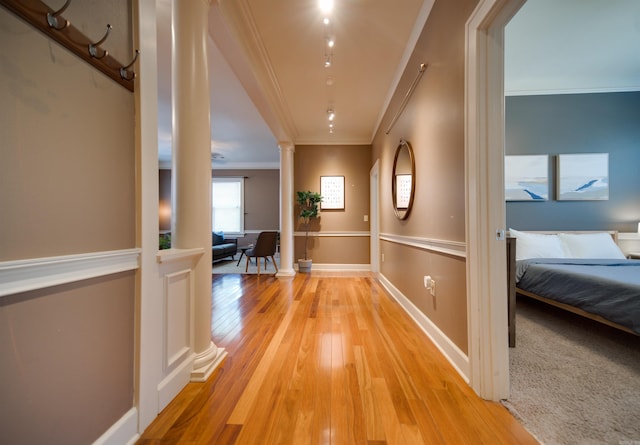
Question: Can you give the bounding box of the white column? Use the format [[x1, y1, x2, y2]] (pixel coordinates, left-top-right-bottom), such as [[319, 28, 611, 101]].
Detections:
[[276, 141, 296, 277], [172, 0, 226, 382]]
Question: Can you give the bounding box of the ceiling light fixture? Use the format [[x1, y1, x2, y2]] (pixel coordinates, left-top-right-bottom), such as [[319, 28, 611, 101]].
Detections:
[[319, 0, 334, 14]]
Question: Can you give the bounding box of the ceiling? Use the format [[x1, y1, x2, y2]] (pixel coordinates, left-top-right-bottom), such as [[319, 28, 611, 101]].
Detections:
[[157, 0, 640, 169]]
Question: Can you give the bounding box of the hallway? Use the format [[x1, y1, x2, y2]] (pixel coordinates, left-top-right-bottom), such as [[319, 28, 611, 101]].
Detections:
[[138, 272, 537, 444]]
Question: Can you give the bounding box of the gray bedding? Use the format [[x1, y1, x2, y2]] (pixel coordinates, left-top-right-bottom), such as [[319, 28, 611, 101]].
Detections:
[[515, 258, 640, 334]]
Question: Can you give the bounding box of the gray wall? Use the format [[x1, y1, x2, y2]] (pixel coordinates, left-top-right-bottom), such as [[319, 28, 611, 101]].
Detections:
[[506, 92, 640, 232]]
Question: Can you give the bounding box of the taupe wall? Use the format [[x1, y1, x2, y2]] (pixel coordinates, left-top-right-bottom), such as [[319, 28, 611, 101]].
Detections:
[[294, 145, 371, 264], [0, 272, 135, 445], [371, 0, 479, 352], [0, 3, 136, 443]]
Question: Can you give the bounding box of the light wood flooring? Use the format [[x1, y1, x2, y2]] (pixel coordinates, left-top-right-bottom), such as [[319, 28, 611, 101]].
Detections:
[[137, 272, 538, 444]]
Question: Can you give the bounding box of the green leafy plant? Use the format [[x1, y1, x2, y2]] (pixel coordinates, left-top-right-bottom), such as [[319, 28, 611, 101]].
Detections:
[[296, 190, 323, 260], [159, 233, 171, 250]]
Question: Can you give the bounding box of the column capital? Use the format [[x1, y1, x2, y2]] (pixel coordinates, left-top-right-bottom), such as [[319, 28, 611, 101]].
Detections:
[[278, 141, 295, 153]]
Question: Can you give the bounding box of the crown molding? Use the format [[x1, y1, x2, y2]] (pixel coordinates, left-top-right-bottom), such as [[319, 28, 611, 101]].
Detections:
[[215, 0, 298, 141]]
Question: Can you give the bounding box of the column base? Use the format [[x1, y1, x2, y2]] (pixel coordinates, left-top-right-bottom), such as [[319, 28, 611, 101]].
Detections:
[[191, 342, 227, 382], [276, 268, 296, 278]]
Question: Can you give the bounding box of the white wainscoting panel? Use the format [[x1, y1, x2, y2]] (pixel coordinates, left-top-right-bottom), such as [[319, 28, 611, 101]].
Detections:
[[164, 270, 193, 371]]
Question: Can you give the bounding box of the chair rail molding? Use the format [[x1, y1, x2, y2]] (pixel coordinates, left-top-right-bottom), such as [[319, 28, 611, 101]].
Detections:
[[379, 233, 466, 258], [0, 248, 141, 298]]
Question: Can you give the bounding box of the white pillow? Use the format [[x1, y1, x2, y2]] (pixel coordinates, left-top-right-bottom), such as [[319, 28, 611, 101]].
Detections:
[[557, 232, 626, 259], [509, 228, 566, 261]]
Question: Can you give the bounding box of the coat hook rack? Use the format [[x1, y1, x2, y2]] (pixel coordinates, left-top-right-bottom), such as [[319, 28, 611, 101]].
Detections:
[[120, 50, 140, 81], [88, 24, 112, 59], [46, 0, 70, 30], [0, 0, 136, 92]]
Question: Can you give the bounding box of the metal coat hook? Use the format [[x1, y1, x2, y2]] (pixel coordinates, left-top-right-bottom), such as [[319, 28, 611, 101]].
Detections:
[[88, 24, 112, 59], [119, 49, 140, 81], [46, 0, 71, 30]]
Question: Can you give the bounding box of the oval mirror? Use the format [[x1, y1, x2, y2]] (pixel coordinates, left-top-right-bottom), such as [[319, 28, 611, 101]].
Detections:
[[391, 140, 415, 220]]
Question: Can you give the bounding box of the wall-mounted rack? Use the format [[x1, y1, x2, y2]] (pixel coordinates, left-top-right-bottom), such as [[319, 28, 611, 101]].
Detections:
[[0, 0, 138, 92], [385, 63, 427, 135]]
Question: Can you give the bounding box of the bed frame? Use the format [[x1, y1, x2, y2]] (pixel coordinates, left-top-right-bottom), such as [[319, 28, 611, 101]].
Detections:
[[506, 231, 637, 347]]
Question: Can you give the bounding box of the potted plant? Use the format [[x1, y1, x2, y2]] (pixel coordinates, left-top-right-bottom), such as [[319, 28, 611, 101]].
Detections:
[[296, 190, 323, 272]]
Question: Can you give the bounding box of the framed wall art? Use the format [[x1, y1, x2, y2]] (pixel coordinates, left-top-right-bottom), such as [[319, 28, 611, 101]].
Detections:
[[557, 153, 609, 201], [320, 175, 345, 209], [504, 155, 549, 201], [395, 174, 412, 209]]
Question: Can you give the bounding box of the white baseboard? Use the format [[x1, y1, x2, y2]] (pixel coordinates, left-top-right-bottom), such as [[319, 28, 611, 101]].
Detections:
[[378, 274, 470, 382], [294, 263, 371, 271], [92, 407, 139, 445]]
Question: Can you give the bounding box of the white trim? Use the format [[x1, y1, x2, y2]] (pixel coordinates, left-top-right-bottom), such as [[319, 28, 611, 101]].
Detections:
[[505, 85, 640, 96], [294, 263, 371, 272], [370, 160, 380, 273], [378, 274, 470, 381], [92, 407, 139, 445], [0, 249, 141, 298], [293, 231, 370, 237], [157, 248, 205, 264], [465, 0, 523, 401], [211, 162, 280, 170], [157, 352, 195, 411], [380, 233, 466, 258]]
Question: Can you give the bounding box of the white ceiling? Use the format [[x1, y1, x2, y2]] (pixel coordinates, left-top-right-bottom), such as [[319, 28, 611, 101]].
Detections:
[[505, 0, 640, 96], [157, 0, 640, 168]]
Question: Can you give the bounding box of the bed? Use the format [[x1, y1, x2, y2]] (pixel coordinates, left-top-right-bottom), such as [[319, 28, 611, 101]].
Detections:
[[506, 230, 640, 347]]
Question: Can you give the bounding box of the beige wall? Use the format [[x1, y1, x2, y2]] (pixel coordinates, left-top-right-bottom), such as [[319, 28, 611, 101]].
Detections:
[[0, 3, 136, 443], [294, 145, 371, 264], [372, 0, 479, 353]]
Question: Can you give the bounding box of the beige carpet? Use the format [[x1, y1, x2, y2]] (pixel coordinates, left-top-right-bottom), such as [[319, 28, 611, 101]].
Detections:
[[504, 296, 640, 445], [212, 255, 280, 275]]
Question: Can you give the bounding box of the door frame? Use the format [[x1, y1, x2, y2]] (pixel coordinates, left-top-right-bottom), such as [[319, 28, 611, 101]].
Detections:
[[370, 160, 380, 273], [465, 0, 525, 400]]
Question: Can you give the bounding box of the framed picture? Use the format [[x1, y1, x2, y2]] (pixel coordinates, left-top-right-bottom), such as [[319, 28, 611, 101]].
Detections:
[[557, 153, 609, 200], [395, 174, 412, 209], [504, 155, 549, 201], [320, 175, 345, 209]]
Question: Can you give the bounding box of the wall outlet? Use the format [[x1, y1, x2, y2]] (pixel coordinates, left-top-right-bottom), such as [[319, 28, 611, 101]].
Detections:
[[424, 275, 436, 296], [381, 253, 385, 262], [364, 215, 369, 222]]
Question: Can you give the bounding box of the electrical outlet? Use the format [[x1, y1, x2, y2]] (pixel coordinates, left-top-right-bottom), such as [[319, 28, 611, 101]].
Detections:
[[364, 215, 369, 222], [381, 253, 385, 262], [424, 276, 436, 296]]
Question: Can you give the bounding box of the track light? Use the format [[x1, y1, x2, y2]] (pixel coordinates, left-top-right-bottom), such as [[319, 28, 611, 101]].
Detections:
[[319, 0, 333, 14], [327, 109, 335, 121]]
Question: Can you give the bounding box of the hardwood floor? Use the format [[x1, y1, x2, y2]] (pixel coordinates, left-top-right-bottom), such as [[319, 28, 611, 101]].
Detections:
[[138, 272, 538, 445]]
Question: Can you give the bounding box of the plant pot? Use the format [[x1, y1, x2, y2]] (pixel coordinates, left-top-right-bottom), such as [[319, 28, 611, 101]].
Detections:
[[298, 259, 312, 273]]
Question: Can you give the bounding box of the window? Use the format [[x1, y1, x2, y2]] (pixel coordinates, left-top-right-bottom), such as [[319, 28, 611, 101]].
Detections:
[[212, 177, 244, 234]]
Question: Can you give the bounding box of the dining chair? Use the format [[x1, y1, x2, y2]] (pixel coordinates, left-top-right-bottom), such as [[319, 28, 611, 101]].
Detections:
[[245, 231, 279, 275]]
